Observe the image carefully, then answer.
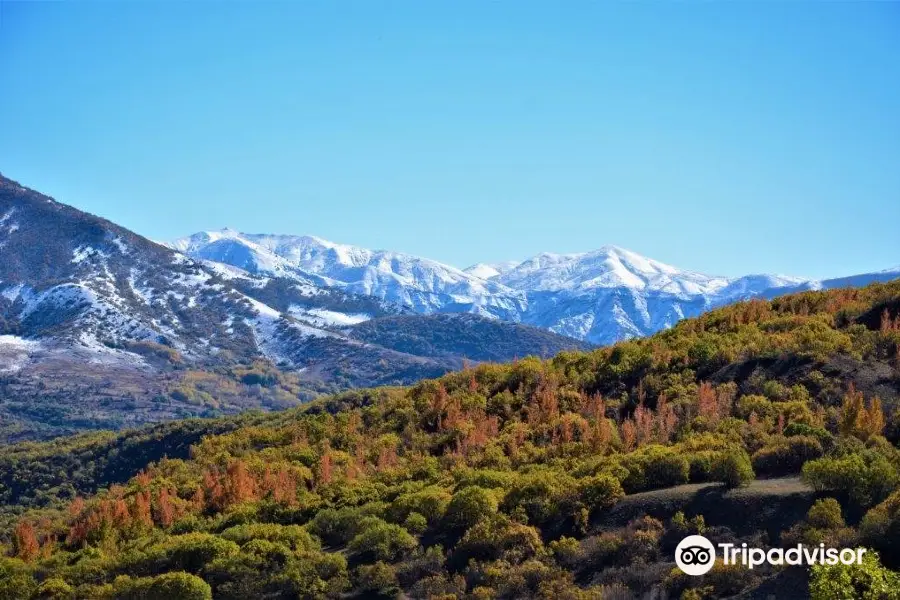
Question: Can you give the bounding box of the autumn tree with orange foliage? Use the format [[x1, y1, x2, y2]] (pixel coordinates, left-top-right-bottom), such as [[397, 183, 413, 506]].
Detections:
[[132, 491, 153, 529], [655, 394, 678, 443], [224, 460, 257, 505], [318, 446, 334, 485], [865, 396, 885, 439], [633, 403, 654, 446], [881, 308, 900, 332], [154, 488, 178, 528], [621, 420, 637, 451], [839, 384, 885, 441], [527, 375, 560, 428], [13, 521, 40, 562], [260, 467, 299, 505], [697, 382, 719, 424]]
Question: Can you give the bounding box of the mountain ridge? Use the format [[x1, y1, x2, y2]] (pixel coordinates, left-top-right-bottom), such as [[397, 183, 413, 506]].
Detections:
[[173, 228, 900, 345]]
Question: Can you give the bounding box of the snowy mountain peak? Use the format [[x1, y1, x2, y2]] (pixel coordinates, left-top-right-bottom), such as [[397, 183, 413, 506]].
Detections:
[[463, 261, 521, 280], [496, 245, 723, 296], [169, 230, 527, 317]]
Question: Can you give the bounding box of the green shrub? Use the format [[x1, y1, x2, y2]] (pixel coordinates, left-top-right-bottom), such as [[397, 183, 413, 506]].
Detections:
[[803, 451, 900, 508], [348, 519, 418, 562], [240, 371, 277, 387], [204, 541, 347, 600], [285, 551, 349, 598], [736, 395, 774, 420], [807, 498, 846, 530], [403, 512, 428, 535], [714, 450, 755, 488], [0, 558, 36, 600], [388, 486, 451, 526], [752, 435, 824, 476], [452, 514, 543, 566], [860, 490, 900, 568], [34, 578, 74, 600], [687, 451, 720, 482], [219, 523, 318, 552], [501, 470, 578, 525], [453, 468, 516, 491], [356, 562, 400, 599], [809, 551, 900, 600], [118, 533, 240, 576], [113, 572, 212, 600], [784, 422, 832, 445], [445, 486, 498, 531], [308, 507, 382, 547], [577, 474, 625, 514], [619, 445, 689, 493], [549, 536, 582, 569]]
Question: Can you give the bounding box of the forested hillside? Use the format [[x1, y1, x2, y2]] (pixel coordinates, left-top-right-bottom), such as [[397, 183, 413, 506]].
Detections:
[[2, 282, 900, 599]]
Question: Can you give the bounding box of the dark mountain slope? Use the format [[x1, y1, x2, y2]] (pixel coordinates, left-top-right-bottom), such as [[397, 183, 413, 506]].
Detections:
[[347, 313, 592, 362]]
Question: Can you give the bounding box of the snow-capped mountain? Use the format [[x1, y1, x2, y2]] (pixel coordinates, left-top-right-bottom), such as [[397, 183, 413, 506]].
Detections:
[[176, 230, 900, 345], [168, 230, 527, 319], [482, 247, 820, 343], [0, 179, 406, 369], [494, 247, 732, 295]]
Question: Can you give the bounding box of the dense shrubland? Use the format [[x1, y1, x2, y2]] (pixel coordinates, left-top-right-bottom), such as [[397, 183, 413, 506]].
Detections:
[[1, 282, 900, 598]]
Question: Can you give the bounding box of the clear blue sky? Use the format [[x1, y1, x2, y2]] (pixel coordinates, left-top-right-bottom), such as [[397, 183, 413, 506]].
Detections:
[[1, 2, 898, 279]]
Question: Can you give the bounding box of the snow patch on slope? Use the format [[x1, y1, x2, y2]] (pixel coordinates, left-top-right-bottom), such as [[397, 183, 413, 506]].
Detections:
[[290, 306, 371, 327], [0, 335, 40, 374], [242, 295, 333, 363], [71, 245, 110, 265], [464, 261, 521, 280]]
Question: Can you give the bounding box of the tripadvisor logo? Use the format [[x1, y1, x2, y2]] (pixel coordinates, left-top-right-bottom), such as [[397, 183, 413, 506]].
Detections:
[[675, 535, 716, 576], [675, 535, 868, 576]]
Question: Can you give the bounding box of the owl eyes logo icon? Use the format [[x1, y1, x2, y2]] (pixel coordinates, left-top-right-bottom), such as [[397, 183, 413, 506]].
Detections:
[[675, 535, 716, 576]]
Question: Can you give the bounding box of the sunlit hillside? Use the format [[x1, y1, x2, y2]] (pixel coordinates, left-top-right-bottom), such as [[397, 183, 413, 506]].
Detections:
[[2, 282, 900, 599]]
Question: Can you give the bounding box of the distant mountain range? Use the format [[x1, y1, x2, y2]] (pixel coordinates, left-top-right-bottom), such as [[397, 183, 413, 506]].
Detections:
[[171, 229, 900, 345]]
